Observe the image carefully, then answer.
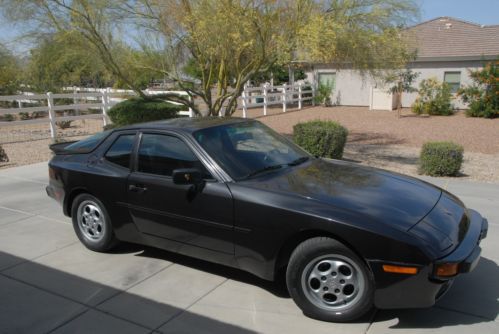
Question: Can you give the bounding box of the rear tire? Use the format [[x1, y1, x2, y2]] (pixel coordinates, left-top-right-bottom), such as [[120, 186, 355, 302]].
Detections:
[[286, 237, 374, 322], [71, 193, 118, 252]]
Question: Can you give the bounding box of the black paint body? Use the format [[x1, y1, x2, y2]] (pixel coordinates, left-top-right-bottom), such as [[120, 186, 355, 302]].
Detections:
[[46, 117, 488, 309]]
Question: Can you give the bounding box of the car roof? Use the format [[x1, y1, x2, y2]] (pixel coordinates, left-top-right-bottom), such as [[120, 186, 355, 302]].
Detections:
[[117, 117, 253, 134]]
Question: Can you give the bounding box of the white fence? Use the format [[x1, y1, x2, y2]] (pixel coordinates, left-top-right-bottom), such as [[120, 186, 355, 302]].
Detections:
[[0, 82, 314, 143], [240, 82, 314, 117], [0, 89, 192, 142]]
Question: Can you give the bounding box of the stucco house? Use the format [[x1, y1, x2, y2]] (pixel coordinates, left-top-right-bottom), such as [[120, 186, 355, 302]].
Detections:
[[304, 17, 499, 110]]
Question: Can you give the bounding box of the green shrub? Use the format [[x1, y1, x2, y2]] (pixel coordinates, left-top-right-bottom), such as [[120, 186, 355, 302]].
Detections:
[[419, 141, 463, 176], [103, 124, 117, 131], [293, 120, 348, 159], [108, 97, 183, 126], [314, 83, 333, 106], [412, 78, 454, 116], [458, 60, 498, 118], [0, 145, 8, 163], [2, 114, 15, 121], [19, 112, 31, 120], [56, 120, 73, 129]]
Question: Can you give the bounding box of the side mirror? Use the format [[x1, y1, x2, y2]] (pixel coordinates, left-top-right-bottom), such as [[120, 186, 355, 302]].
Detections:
[[172, 168, 203, 185]]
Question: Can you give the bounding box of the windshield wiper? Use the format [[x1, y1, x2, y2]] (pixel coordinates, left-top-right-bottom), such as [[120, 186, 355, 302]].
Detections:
[[288, 156, 310, 166], [244, 164, 283, 179]]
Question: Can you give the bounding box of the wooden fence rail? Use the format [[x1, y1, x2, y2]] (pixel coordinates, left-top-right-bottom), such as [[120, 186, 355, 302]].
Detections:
[[0, 83, 313, 142], [240, 82, 315, 118], [0, 89, 192, 141]]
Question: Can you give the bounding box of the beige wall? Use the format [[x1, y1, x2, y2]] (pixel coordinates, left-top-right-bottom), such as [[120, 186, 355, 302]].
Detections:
[[306, 60, 488, 109]]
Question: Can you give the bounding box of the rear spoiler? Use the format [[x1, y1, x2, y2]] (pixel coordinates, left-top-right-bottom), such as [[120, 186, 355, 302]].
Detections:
[[49, 141, 78, 154]]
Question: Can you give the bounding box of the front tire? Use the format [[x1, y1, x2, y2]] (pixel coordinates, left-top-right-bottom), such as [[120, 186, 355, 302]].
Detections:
[[286, 237, 374, 322], [71, 193, 117, 252]]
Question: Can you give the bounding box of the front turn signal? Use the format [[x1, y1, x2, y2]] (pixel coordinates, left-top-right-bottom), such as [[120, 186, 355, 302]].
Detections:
[[435, 263, 459, 277], [382, 265, 418, 275]]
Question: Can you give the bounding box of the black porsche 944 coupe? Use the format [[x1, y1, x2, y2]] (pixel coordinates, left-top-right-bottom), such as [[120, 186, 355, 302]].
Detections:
[[47, 117, 488, 322]]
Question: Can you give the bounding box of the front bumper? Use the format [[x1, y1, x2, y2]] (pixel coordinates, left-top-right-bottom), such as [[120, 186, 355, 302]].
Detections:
[[434, 210, 488, 277], [372, 209, 488, 309]]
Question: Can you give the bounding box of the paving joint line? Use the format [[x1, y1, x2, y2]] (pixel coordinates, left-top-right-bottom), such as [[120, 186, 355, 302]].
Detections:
[[0, 205, 70, 225], [364, 308, 378, 334], [0, 241, 79, 273], [153, 277, 230, 332], [44, 309, 90, 334], [0, 173, 48, 185], [0, 215, 37, 230]]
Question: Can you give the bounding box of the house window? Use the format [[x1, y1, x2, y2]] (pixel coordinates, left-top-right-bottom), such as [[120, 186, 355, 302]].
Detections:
[[318, 72, 336, 90], [444, 72, 461, 93]]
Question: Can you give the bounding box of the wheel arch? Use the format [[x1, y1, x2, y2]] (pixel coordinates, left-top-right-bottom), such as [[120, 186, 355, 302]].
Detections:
[[274, 229, 368, 281], [64, 187, 92, 217]]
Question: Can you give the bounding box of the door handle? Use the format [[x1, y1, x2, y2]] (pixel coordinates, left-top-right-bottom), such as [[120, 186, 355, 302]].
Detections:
[[129, 184, 147, 193]]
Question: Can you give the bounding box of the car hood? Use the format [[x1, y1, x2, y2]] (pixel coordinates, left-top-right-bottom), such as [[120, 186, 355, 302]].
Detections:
[[240, 158, 442, 231]]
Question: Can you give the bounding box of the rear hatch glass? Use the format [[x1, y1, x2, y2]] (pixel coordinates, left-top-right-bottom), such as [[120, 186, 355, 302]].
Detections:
[[50, 131, 110, 154]]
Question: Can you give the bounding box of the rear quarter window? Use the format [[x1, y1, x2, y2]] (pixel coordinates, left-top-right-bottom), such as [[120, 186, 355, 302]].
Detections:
[[105, 134, 136, 169]]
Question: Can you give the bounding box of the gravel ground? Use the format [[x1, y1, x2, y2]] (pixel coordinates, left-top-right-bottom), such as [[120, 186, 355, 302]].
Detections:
[[248, 106, 499, 154], [1, 106, 498, 183]]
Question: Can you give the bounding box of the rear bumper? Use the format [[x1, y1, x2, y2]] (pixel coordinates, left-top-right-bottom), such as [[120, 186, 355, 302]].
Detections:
[[373, 209, 488, 309], [46, 184, 65, 207]]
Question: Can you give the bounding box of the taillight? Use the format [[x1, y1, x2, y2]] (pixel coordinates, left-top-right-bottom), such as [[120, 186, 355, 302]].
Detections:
[[49, 166, 56, 180]]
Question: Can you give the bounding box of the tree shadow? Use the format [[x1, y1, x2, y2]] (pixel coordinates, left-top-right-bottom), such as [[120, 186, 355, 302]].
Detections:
[[348, 132, 406, 146], [345, 144, 419, 166]]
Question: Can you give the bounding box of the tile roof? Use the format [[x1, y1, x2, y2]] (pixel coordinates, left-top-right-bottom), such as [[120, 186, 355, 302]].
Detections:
[[405, 17, 499, 60]]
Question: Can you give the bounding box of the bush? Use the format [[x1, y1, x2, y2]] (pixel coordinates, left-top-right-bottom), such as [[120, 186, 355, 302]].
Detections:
[[458, 60, 498, 118], [293, 120, 348, 159], [412, 78, 454, 116], [314, 83, 333, 106], [419, 141, 463, 176], [108, 97, 183, 126], [19, 112, 31, 120], [56, 120, 73, 129], [0, 145, 8, 163], [2, 114, 15, 122]]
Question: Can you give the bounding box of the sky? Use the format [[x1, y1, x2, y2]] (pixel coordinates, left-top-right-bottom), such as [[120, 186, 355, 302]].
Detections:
[[417, 0, 499, 25], [1, 0, 498, 55]]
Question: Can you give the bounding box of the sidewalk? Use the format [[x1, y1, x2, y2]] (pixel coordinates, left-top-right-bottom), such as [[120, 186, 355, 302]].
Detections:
[[0, 162, 497, 333]]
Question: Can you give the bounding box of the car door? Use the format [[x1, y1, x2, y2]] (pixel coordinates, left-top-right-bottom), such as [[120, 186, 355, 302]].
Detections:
[[127, 131, 234, 254]]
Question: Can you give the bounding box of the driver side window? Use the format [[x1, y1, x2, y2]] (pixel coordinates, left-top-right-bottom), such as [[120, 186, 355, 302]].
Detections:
[[137, 133, 211, 178]]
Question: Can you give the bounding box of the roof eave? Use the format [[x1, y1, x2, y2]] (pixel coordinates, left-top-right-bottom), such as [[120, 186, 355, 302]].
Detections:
[[413, 55, 498, 62]]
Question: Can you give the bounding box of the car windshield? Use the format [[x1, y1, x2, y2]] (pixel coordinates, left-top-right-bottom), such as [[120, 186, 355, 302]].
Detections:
[[193, 121, 310, 180]]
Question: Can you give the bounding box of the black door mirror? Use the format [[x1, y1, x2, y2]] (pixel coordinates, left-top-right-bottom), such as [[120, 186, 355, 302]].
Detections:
[[172, 168, 203, 185]]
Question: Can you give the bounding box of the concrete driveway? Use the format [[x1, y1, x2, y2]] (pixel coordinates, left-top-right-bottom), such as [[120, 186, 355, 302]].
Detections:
[[0, 162, 497, 334]]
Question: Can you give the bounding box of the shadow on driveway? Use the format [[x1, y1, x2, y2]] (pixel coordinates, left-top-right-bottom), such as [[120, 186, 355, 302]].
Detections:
[[0, 250, 257, 333], [118, 243, 498, 328]]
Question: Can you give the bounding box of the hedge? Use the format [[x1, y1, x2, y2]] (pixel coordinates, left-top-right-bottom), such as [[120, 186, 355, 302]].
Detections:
[[419, 141, 464, 176], [293, 120, 348, 159], [108, 97, 183, 126]]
